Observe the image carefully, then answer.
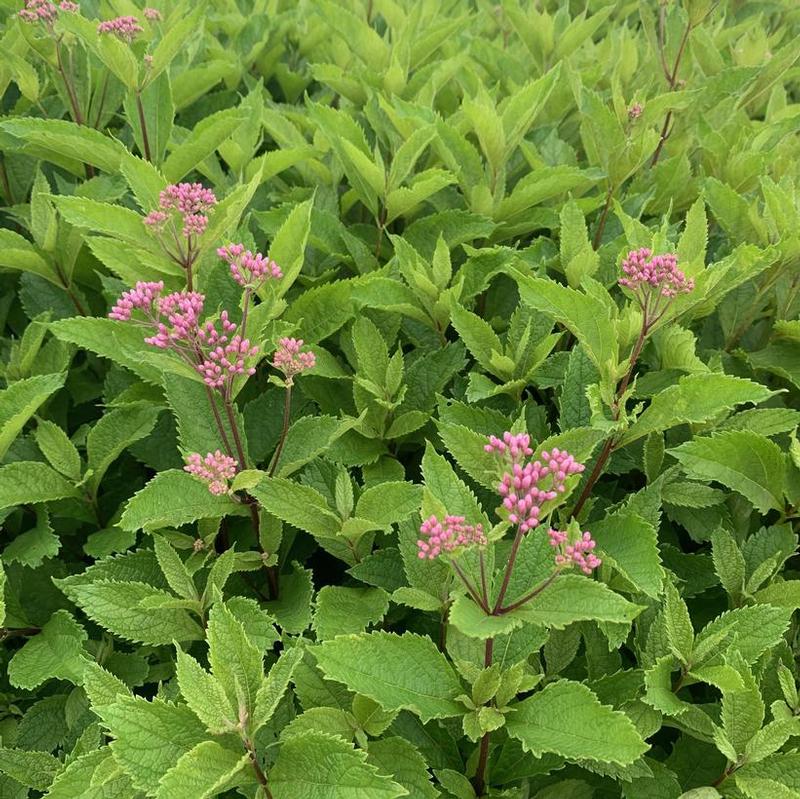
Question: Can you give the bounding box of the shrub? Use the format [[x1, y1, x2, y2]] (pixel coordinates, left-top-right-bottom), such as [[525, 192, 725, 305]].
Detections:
[[1, 1, 799, 798]]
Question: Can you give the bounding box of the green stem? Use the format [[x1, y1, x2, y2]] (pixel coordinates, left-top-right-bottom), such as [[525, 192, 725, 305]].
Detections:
[[592, 186, 614, 250], [472, 637, 494, 796]]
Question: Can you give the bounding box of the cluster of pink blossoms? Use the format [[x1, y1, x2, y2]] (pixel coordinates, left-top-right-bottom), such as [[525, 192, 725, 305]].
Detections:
[[97, 15, 143, 41], [108, 282, 260, 393], [548, 529, 601, 575], [272, 338, 316, 381], [417, 515, 486, 560], [619, 248, 694, 303], [143, 7, 161, 20], [184, 451, 237, 495], [218, 244, 283, 288], [144, 183, 217, 239], [487, 436, 585, 533], [18, 0, 77, 24]]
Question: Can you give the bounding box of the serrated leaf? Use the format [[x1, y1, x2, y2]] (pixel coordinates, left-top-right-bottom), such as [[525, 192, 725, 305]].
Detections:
[[7, 610, 88, 690], [313, 586, 390, 641], [66, 580, 204, 645], [355, 483, 423, 529], [270, 732, 407, 798], [0, 461, 79, 510], [506, 680, 648, 765], [669, 431, 786, 514], [120, 470, 244, 531], [155, 740, 248, 799], [0, 748, 61, 790], [175, 648, 235, 735], [98, 697, 207, 794], [315, 632, 464, 722]]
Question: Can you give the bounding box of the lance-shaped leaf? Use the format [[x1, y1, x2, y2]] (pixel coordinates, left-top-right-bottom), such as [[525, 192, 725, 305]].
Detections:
[[0, 373, 65, 460], [155, 741, 249, 799]]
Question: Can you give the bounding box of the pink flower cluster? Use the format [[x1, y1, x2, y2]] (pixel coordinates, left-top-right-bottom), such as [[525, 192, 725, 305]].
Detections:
[[628, 103, 643, 120], [143, 7, 161, 20], [97, 15, 143, 41], [108, 280, 163, 321], [417, 515, 486, 560], [184, 451, 237, 495], [108, 283, 261, 393], [18, 0, 76, 23], [218, 244, 283, 288], [143, 183, 217, 239], [489, 439, 585, 533], [485, 432, 533, 464], [619, 248, 694, 301], [548, 529, 601, 575], [272, 338, 315, 380]]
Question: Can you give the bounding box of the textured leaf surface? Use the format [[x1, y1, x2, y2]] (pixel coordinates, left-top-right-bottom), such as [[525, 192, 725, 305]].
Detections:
[[270, 732, 407, 799], [315, 632, 464, 721], [506, 680, 649, 765]]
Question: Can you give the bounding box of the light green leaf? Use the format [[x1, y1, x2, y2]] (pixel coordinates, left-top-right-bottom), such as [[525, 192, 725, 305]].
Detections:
[[98, 697, 207, 794], [253, 646, 305, 732], [669, 431, 786, 514], [0, 748, 61, 790], [249, 478, 341, 538], [7, 610, 88, 690], [269, 732, 407, 799], [175, 648, 235, 735], [355, 483, 423, 529], [622, 375, 773, 445], [120, 470, 244, 532], [506, 680, 648, 765], [313, 586, 390, 641], [591, 512, 665, 598], [515, 575, 643, 629], [156, 740, 248, 799], [0, 373, 65, 460], [315, 632, 464, 722], [0, 461, 79, 510], [34, 418, 81, 480], [66, 580, 204, 645]]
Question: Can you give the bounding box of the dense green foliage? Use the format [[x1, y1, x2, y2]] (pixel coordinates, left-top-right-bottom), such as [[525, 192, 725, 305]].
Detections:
[[1, 1, 800, 797]]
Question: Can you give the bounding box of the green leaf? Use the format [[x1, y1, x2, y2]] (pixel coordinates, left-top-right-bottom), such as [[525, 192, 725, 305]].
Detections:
[[156, 740, 248, 799], [621, 375, 773, 445], [65, 580, 204, 645], [315, 631, 464, 722], [0, 229, 58, 284], [86, 402, 161, 494], [721, 659, 763, 756], [515, 274, 617, 381], [449, 594, 525, 639], [355, 482, 423, 529], [253, 646, 304, 732], [0, 748, 61, 790], [50, 196, 154, 250], [153, 536, 197, 601], [120, 470, 245, 531], [669, 431, 786, 514], [515, 575, 643, 629], [271, 198, 314, 298], [0, 373, 65, 460], [421, 443, 488, 528], [450, 302, 504, 375], [174, 648, 235, 735], [270, 732, 407, 798], [98, 697, 207, 794], [313, 586, 390, 641], [207, 601, 264, 716], [7, 610, 88, 690], [711, 528, 746, 600], [148, 6, 204, 81], [250, 477, 341, 538], [0, 461, 79, 510], [44, 748, 138, 799], [506, 680, 648, 765], [366, 737, 439, 799], [34, 418, 81, 480], [591, 512, 665, 598], [0, 118, 125, 173], [664, 583, 694, 665], [163, 108, 247, 182]]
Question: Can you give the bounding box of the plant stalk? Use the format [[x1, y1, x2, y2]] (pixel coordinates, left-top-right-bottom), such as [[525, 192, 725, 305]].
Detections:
[[268, 383, 293, 478], [135, 91, 153, 163]]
